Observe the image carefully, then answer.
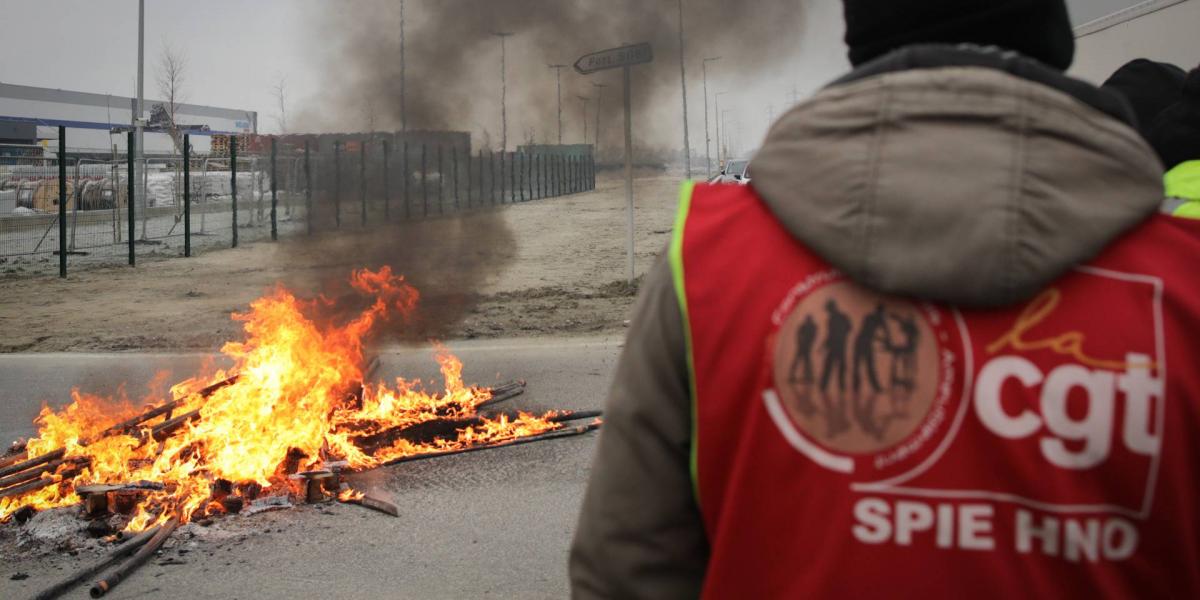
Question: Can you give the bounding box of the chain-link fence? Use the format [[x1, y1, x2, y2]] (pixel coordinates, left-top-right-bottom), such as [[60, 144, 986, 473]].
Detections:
[[1, 129, 595, 278]]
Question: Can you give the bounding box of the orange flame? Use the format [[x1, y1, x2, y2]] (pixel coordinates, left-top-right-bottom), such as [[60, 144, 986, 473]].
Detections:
[[0, 268, 559, 530], [338, 488, 365, 502]]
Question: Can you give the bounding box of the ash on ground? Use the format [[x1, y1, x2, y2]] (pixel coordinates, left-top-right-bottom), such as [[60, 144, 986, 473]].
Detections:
[[0, 497, 361, 565]]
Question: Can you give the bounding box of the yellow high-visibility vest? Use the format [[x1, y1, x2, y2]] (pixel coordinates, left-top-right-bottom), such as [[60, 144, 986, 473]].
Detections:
[[1163, 160, 1200, 219]]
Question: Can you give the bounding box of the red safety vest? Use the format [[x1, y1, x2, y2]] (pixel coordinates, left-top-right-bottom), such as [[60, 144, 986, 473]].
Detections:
[[671, 181, 1200, 598]]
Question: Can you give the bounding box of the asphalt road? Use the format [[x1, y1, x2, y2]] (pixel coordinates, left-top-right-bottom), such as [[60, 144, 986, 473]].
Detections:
[[0, 335, 622, 599]]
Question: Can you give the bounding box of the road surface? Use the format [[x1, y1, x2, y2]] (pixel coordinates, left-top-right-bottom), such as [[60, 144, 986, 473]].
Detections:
[[0, 335, 622, 599]]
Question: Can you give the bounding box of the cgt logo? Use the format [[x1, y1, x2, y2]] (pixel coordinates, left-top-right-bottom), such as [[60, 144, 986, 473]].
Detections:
[[975, 285, 1163, 472], [975, 354, 1161, 470]]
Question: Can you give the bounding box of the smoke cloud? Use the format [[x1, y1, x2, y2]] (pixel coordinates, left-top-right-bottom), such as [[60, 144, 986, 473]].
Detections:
[[298, 0, 807, 153]]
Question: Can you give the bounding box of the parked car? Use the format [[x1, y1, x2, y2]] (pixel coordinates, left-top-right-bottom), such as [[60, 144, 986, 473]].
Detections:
[[710, 156, 753, 185]]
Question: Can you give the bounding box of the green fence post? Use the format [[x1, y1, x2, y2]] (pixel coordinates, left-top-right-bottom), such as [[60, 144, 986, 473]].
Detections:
[[304, 140, 312, 235], [421, 144, 428, 217], [271, 137, 278, 241], [333, 141, 342, 228], [383, 139, 391, 221], [403, 142, 410, 219], [57, 126, 66, 278], [184, 134, 192, 255], [231, 136, 239, 248], [437, 145, 444, 215], [453, 146, 460, 211], [127, 131, 135, 265], [467, 149, 475, 208], [360, 140, 367, 227]]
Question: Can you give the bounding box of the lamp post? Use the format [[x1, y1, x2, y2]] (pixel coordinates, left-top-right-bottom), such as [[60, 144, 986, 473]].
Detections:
[[548, 64, 567, 144], [135, 0, 145, 228], [494, 32, 514, 151], [701, 56, 720, 177], [677, 0, 691, 178], [721, 108, 733, 159], [400, 0, 407, 131], [714, 91, 728, 168], [592, 82, 607, 151]]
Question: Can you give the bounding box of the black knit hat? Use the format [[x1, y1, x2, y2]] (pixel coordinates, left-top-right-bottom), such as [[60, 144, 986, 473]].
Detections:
[[1102, 59, 1187, 131], [1145, 66, 1200, 170], [842, 0, 1076, 70]]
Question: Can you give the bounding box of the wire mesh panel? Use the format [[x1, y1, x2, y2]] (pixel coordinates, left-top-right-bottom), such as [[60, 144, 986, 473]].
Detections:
[[0, 156, 68, 274]]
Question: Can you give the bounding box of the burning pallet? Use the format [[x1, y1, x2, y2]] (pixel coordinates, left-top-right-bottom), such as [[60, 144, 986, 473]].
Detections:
[[0, 267, 604, 598]]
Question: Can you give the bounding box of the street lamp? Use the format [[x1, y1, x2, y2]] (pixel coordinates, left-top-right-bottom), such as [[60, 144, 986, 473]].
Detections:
[[399, 0, 407, 131], [548, 64, 567, 144], [592, 82, 607, 151], [577, 95, 590, 143], [493, 32, 514, 152], [701, 56, 720, 177], [714, 91, 728, 168]]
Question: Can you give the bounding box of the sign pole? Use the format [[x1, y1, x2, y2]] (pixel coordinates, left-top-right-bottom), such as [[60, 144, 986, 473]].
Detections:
[[574, 42, 653, 285], [623, 65, 634, 285]]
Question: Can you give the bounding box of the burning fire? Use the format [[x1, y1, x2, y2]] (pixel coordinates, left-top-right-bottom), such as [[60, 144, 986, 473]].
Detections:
[[0, 267, 561, 530]]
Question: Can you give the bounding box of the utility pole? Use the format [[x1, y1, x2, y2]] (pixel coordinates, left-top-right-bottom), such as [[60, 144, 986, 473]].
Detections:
[[714, 91, 728, 168], [701, 56, 720, 177], [577, 95, 590, 143], [400, 0, 407, 131], [677, 0, 691, 178], [548, 64, 566, 144], [494, 32, 514, 151], [135, 0, 145, 225], [592, 82, 607, 151]]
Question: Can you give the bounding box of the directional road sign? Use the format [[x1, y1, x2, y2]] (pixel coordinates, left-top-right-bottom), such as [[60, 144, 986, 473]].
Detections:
[[573, 43, 653, 75]]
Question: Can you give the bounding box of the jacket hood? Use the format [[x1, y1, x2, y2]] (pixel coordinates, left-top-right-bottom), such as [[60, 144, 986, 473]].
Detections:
[[751, 46, 1164, 307]]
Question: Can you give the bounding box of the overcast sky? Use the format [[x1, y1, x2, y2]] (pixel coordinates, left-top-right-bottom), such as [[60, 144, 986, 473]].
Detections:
[[0, 0, 323, 132], [0, 0, 854, 150]]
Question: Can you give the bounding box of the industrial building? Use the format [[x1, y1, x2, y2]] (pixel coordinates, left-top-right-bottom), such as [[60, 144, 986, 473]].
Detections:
[[0, 82, 256, 160]]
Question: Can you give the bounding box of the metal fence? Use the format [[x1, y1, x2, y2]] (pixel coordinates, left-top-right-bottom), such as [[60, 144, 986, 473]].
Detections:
[[0, 128, 595, 278]]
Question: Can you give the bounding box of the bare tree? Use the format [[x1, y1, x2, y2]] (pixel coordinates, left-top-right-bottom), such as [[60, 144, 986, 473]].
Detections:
[[156, 42, 188, 152], [272, 76, 289, 134], [151, 41, 188, 238]]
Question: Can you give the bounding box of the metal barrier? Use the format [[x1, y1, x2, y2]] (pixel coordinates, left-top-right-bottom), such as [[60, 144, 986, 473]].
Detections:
[[1, 130, 596, 278]]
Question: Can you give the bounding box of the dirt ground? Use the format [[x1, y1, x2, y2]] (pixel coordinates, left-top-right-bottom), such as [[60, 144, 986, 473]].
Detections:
[[0, 170, 683, 352]]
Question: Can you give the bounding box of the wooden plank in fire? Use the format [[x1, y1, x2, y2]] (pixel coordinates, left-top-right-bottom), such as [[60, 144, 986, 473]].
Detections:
[[0, 374, 238, 488], [354, 407, 600, 452]]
